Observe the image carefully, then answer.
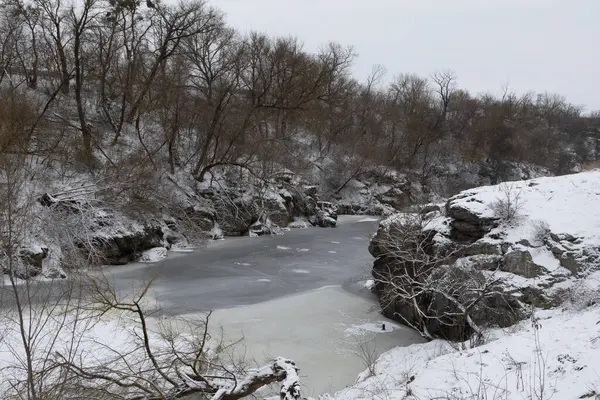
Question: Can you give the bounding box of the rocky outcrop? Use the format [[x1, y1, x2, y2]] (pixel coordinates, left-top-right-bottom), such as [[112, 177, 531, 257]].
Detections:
[[87, 224, 165, 265], [370, 171, 600, 342], [333, 173, 414, 216], [369, 213, 524, 341], [446, 195, 499, 242], [16, 247, 47, 278], [544, 233, 597, 277], [194, 181, 333, 236], [310, 201, 337, 228], [1, 245, 67, 280], [501, 250, 547, 278], [37, 195, 168, 267]]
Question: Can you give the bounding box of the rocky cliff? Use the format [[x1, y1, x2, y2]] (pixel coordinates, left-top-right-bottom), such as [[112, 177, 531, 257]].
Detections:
[[369, 170, 600, 341]]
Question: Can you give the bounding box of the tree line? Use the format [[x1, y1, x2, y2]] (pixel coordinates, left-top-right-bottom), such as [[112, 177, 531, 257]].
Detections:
[[1, 0, 599, 189]]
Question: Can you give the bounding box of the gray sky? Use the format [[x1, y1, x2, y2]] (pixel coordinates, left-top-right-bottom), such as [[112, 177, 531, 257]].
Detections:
[[210, 0, 600, 111]]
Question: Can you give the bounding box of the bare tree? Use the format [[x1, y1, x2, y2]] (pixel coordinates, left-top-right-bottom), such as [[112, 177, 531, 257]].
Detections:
[[38, 274, 303, 399], [125, 0, 221, 125], [372, 212, 519, 343], [69, 0, 101, 166]]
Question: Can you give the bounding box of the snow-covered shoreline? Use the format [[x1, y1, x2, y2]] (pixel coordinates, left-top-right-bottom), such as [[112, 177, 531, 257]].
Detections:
[[328, 170, 600, 400], [326, 302, 600, 400]]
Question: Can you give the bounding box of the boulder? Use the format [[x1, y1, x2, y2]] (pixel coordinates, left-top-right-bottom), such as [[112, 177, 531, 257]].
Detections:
[[261, 192, 291, 227], [445, 197, 499, 242], [369, 214, 438, 259], [248, 217, 282, 236], [501, 250, 546, 278], [559, 251, 584, 275], [461, 241, 502, 256], [518, 287, 558, 309], [214, 194, 260, 236], [18, 247, 47, 277], [311, 210, 337, 228], [163, 227, 188, 248], [549, 232, 578, 243], [88, 224, 165, 265], [4, 247, 47, 279], [3, 246, 66, 279], [375, 186, 411, 210], [468, 255, 502, 271], [310, 201, 337, 228]]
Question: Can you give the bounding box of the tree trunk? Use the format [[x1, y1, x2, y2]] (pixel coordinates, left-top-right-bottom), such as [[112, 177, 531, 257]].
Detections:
[[56, 32, 70, 95], [73, 26, 93, 167]]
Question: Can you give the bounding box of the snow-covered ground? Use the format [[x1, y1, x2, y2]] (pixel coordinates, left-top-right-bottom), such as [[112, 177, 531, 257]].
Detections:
[[326, 170, 600, 400], [447, 170, 600, 246], [326, 303, 600, 400]]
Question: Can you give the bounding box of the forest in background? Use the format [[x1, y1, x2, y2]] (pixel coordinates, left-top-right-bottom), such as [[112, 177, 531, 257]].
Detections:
[[1, 0, 599, 195]]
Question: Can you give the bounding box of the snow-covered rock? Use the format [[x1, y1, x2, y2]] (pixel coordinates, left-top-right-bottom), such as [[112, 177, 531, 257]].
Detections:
[[288, 217, 310, 229], [138, 247, 168, 263], [310, 201, 338, 228], [369, 171, 600, 341], [333, 176, 412, 216], [328, 171, 600, 400]]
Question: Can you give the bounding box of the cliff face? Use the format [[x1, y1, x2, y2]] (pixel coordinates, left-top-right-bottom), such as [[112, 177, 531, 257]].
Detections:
[[369, 170, 600, 341]]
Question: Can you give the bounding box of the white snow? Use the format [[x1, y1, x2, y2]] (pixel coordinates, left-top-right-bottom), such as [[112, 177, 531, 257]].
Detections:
[[342, 321, 401, 336], [291, 268, 310, 274], [288, 218, 310, 229], [256, 278, 271, 283], [138, 247, 168, 263], [331, 241, 340, 244], [363, 279, 374, 289], [296, 248, 310, 252], [358, 217, 379, 222], [530, 246, 562, 272], [277, 245, 291, 250], [448, 171, 600, 248], [234, 262, 251, 266], [328, 251, 337, 254], [327, 304, 600, 400]]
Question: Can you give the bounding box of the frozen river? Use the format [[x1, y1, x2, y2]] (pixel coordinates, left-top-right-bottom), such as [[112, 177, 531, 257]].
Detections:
[[108, 216, 386, 313], [104, 216, 425, 396], [3, 216, 424, 396]]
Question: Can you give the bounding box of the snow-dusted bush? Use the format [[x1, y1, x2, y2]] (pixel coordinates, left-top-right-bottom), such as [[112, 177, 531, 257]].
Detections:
[[531, 220, 551, 245], [491, 182, 524, 222]]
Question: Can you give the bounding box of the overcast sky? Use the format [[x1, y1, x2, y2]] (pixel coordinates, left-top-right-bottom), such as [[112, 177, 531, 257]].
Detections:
[[209, 0, 600, 111]]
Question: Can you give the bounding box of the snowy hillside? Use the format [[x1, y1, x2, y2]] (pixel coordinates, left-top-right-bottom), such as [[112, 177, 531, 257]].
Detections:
[[329, 170, 600, 400], [326, 302, 600, 400], [446, 170, 600, 249]]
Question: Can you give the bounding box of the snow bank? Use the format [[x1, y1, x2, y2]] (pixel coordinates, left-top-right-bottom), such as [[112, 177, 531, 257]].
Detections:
[[138, 247, 168, 263], [288, 217, 310, 229], [448, 170, 600, 247], [328, 304, 600, 400]]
